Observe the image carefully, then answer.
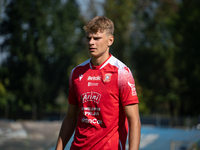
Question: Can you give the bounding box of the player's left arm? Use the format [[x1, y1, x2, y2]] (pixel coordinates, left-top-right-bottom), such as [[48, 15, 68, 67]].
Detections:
[[124, 103, 141, 150]]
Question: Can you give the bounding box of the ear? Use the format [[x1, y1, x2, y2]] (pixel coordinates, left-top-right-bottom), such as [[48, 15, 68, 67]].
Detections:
[[108, 35, 114, 47]]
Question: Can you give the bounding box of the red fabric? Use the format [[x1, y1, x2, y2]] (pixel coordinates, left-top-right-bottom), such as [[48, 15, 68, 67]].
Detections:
[[68, 55, 139, 150]]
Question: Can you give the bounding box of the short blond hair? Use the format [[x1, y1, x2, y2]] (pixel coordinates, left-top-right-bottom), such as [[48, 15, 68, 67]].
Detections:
[[83, 16, 114, 35]]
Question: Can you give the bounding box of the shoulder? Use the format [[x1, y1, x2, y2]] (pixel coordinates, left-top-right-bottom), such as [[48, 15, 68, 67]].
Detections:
[[108, 55, 131, 73], [69, 59, 91, 82], [108, 55, 126, 68], [71, 59, 91, 75], [108, 56, 134, 86]]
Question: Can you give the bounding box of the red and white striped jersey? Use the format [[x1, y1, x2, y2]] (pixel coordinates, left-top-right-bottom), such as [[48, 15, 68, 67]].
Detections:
[[68, 54, 139, 150]]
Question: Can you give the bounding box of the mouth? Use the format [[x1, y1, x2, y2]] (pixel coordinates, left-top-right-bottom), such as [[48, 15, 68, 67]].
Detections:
[[89, 48, 96, 51]]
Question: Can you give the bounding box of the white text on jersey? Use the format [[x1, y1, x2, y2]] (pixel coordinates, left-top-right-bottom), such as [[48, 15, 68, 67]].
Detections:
[[81, 107, 101, 111], [128, 82, 137, 96], [83, 111, 100, 116], [88, 82, 98, 86], [81, 117, 102, 124], [81, 92, 101, 104], [87, 76, 101, 81]]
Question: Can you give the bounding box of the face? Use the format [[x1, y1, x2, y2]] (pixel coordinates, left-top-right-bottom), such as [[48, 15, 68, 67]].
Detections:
[[86, 30, 114, 59]]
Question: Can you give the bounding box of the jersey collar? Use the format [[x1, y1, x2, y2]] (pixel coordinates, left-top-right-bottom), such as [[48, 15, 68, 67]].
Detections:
[[89, 54, 112, 70]]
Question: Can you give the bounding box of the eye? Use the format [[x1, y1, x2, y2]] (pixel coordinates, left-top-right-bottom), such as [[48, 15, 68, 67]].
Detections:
[[94, 37, 101, 40], [86, 37, 91, 40]]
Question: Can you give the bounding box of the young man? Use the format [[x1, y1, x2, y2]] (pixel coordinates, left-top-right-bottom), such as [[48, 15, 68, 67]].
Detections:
[[55, 16, 141, 150]]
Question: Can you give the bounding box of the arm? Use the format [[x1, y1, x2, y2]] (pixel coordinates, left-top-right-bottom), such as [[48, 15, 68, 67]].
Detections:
[[55, 104, 79, 150], [124, 104, 141, 150]]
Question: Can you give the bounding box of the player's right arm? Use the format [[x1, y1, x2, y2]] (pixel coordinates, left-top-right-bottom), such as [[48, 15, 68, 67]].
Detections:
[[55, 104, 79, 150]]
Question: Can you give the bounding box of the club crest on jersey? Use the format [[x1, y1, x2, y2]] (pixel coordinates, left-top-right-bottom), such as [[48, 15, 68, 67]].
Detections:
[[103, 73, 112, 83]]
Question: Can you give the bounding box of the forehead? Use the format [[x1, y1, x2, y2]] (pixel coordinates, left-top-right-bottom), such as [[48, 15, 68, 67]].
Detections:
[[86, 30, 107, 37]]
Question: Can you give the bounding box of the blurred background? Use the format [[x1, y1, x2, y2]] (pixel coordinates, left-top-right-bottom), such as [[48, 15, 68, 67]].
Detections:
[[0, 0, 200, 149]]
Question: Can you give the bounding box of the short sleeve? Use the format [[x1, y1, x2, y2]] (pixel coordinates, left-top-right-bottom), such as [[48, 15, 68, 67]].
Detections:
[[118, 67, 139, 106], [68, 69, 78, 105]]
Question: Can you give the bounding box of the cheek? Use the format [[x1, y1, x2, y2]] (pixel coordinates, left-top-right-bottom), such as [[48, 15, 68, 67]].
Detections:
[[100, 40, 108, 47]]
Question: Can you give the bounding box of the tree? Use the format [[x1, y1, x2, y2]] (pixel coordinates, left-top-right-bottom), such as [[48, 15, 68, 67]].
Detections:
[[131, 0, 180, 116], [104, 0, 135, 66], [131, 0, 200, 117], [0, 0, 83, 119], [172, 0, 200, 116]]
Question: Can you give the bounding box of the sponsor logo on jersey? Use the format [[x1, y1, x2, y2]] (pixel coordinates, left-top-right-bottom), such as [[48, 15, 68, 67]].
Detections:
[[82, 107, 101, 116], [81, 117, 102, 124], [87, 76, 101, 81], [79, 74, 83, 81], [103, 73, 112, 83], [81, 92, 101, 104], [128, 81, 137, 96], [83, 111, 100, 116], [88, 82, 98, 86], [81, 107, 101, 111]]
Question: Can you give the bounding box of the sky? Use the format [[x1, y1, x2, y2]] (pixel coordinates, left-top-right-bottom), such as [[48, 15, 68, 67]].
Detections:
[[76, 0, 105, 20]]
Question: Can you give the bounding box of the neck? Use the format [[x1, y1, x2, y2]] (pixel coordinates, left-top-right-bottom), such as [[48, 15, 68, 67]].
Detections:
[[91, 53, 110, 66]]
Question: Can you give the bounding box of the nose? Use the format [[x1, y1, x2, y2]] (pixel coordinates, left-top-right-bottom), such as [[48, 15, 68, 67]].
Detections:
[[88, 38, 94, 45]]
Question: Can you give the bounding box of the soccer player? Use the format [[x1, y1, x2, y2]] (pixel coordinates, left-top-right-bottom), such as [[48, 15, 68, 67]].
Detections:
[[55, 16, 141, 150]]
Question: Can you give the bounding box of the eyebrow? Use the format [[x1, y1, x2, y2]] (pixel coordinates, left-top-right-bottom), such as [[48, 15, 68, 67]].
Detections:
[[86, 36, 102, 39]]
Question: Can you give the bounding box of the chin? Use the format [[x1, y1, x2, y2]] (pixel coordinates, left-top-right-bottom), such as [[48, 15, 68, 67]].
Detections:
[[89, 52, 98, 57]]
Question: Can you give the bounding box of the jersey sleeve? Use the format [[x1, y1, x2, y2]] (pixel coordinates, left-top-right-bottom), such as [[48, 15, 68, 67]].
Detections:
[[68, 68, 78, 105], [118, 67, 139, 106]]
